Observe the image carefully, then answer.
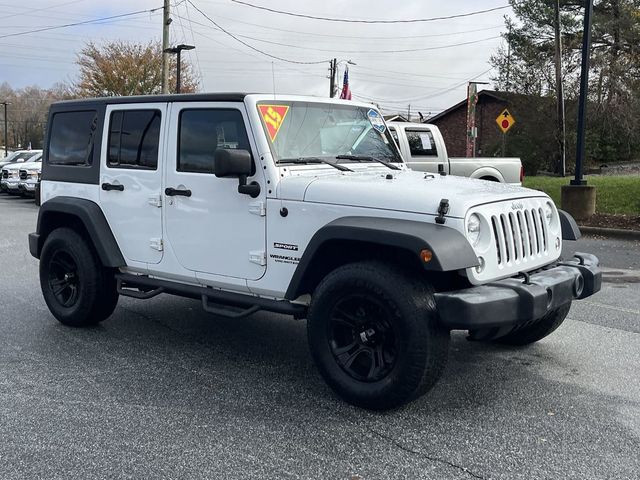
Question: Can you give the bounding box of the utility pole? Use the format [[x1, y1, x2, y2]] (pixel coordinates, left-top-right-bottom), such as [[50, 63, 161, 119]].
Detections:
[[407, 104, 411, 122], [505, 23, 512, 92], [161, 0, 171, 94], [328, 58, 337, 97], [554, 0, 566, 176], [1, 102, 8, 158]]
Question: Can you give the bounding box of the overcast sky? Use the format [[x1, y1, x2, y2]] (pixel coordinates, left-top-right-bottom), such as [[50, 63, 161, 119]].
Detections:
[[0, 0, 512, 116]]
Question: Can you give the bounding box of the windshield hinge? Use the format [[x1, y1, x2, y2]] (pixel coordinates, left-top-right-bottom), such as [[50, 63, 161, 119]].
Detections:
[[249, 250, 266, 266], [249, 201, 266, 217]]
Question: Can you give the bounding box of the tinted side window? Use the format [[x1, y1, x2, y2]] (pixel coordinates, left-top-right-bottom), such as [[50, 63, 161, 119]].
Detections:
[[108, 110, 161, 169], [178, 109, 251, 174], [48, 111, 97, 166], [406, 130, 438, 156]]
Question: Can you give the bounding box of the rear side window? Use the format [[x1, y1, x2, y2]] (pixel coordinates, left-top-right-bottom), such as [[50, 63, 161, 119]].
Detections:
[[108, 110, 161, 170], [48, 111, 97, 166], [178, 109, 251, 174], [406, 129, 437, 156]]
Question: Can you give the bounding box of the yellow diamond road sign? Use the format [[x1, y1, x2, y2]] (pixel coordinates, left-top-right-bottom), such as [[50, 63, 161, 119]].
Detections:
[[496, 109, 515, 134]]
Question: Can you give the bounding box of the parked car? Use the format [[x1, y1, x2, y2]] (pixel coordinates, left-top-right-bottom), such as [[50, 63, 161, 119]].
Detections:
[[1, 152, 42, 195], [30, 94, 600, 410], [18, 153, 43, 198], [0, 149, 42, 170], [388, 122, 523, 184]]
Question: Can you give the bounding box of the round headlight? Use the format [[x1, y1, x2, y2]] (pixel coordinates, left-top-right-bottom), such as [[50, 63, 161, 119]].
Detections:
[[544, 202, 554, 225], [467, 213, 481, 246]]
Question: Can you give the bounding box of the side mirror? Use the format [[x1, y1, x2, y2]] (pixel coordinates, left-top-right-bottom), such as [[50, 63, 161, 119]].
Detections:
[[214, 149, 252, 178], [214, 149, 260, 198]]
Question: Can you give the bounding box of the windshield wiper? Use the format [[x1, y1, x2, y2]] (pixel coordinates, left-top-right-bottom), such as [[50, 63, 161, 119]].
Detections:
[[278, 157, 353, 172], [335, 154, 401, 170]]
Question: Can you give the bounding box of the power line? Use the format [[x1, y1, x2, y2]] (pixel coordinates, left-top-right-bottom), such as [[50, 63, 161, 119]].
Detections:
[[187, 0, 328, 64], [230, 1, 510, 24], [0, 0, 88, 22], [194, 10, 504, 40], [0, 7, 163, 39], [227, 33, 501, 55], [173, 11, 501, 54]]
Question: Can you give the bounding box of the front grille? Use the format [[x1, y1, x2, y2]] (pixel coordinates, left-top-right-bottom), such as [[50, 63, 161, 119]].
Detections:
[[490, 208, 548, 266], [19, 170, 27, 180]]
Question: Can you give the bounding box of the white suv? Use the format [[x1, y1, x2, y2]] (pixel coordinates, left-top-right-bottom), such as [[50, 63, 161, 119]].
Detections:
[[29, 94, 601, 409]]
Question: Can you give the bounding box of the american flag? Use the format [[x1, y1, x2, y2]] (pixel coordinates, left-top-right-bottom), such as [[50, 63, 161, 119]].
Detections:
[[339, 66, 352, 100]]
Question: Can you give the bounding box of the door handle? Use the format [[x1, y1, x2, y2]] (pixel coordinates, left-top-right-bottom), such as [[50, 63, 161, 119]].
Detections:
[[165, 187, 192, 197], [102, 182, 124, 191]]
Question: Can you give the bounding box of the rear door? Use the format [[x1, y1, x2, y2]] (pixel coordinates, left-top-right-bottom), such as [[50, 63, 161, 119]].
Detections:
[[99, 103, 166, 265]]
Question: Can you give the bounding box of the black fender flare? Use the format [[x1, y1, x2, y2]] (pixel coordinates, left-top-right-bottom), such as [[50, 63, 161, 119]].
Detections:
[[284, 216, 479, 299], [558, 209, 582, 241], [29, 196, 125, 268]]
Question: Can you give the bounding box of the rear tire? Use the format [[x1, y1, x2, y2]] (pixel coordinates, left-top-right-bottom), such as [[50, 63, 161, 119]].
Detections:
[[40, 228, 118, 327], [307, 261, 449, 410], [495, 302, 571, 346]]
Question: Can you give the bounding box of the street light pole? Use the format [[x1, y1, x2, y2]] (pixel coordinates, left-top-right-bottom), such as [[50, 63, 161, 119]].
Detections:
[[164, 44, 195, 94], [1, 102, 8, 158], [572, 0, 593, 186]]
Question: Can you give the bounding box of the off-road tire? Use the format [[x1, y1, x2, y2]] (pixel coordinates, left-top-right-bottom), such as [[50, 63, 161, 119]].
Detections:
[[40, 227, 118, 327], [495, 302, 571, 346], [307, 261, 449, 410]]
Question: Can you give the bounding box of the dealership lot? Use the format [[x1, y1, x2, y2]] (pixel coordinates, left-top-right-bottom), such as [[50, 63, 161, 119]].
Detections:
[[1, 194, 639, 480]]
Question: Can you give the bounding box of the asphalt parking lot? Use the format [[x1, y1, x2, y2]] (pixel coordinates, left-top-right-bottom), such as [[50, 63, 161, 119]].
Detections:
[[1, 194, 639, 480]]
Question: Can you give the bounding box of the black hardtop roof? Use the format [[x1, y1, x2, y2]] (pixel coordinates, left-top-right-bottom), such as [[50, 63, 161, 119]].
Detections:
[[51, 92, 250, 108]]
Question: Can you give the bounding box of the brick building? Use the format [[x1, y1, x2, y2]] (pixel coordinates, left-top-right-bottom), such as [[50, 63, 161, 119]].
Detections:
[[427, 90, 514, 157]]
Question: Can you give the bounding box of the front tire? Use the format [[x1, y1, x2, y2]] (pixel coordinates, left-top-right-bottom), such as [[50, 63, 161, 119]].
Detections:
[[307, 261, 449, 410], [495, 302, 571, 346], [40, 228, 118, 327]]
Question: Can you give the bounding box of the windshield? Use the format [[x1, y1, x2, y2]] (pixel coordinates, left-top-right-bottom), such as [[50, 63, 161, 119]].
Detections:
[[10, 152, 37, 163], [257, 102, 402, 164]]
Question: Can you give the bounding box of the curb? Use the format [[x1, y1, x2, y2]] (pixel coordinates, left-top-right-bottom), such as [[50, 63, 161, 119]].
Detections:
[[579, 226, 640, 241]]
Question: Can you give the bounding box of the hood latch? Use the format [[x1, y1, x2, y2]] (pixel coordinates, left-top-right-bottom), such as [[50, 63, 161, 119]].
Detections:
[[436, 198, 449, 225]]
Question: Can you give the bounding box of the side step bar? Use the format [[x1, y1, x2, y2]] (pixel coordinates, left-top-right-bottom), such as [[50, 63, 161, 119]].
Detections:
[[115, 273, 306, 318]]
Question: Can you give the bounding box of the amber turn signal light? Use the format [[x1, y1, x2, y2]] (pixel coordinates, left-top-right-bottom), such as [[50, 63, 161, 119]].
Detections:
[[420, 249, 433, 263]]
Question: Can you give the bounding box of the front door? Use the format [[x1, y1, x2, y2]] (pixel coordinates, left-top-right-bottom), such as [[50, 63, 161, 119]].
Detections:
[[164, 102, 266, 280], [100, 103, 166, 265]]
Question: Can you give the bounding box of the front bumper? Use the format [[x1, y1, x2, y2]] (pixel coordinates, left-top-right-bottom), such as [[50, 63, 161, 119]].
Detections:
[[19, 181, 37, 192], [3, 179, 20, 191], [434, 253, 601, 330]]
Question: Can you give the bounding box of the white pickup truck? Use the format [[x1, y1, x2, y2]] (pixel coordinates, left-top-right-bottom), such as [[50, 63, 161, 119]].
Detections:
[[388, 122, 523, 184]]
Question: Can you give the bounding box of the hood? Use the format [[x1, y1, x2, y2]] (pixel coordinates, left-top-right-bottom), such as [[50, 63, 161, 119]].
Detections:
[[2, 161, 38, 171], [278, 169, 547, 218]]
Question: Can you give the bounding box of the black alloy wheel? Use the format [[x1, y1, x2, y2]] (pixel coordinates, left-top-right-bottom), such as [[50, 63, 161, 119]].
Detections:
[[47, 250, 80, 308], [328, 294, 397, 382]]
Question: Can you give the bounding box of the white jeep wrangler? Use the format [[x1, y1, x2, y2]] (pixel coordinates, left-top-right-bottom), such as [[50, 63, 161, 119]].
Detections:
[[30, 94, 601, 410]]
